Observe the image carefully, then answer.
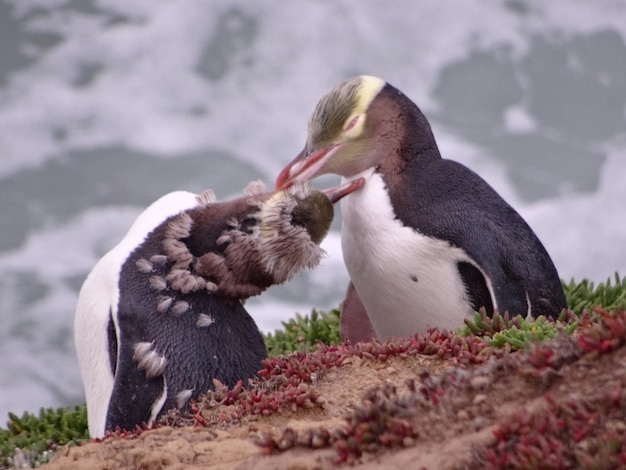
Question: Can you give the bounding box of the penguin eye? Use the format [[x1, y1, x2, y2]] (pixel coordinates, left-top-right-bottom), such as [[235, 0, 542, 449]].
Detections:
[[344, 115, 359, 132]]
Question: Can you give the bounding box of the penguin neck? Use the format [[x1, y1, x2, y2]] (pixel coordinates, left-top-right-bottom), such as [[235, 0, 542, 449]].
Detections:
[[184, 198, 260, 257], [342, 167, 377, 186], [370, 84, 442, 185], [182, 197, 281, 298]]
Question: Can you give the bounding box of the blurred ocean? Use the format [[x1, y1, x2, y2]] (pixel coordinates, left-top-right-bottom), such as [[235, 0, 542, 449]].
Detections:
[[1, 0, 625, 422]]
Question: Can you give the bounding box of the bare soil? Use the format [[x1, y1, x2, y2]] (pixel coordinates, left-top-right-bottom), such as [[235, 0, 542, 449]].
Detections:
[[44, 330, 626, 470]]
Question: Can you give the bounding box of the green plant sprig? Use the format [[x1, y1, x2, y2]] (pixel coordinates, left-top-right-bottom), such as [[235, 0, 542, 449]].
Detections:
[[562, 272, 626, 314], [263, 308, 341, 356], [0, 406, 89, 468]]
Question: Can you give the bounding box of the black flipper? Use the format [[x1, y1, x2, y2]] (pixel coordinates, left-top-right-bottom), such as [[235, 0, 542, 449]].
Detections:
[[105, 318, 166, 433], [457, 261, 494, 315]]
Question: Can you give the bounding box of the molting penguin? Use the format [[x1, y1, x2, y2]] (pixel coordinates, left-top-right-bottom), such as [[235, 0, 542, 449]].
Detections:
[[75, 179, 362, 437], [275, 75, 567, 343]]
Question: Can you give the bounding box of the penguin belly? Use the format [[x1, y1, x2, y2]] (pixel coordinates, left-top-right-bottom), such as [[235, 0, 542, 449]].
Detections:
[[340, 171, 483, 341]]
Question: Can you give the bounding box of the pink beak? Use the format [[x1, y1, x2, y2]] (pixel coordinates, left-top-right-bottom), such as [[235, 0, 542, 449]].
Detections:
[[276, 143, 364, 202], [275, 144, 342, 191], [321, 177, 366, 204]]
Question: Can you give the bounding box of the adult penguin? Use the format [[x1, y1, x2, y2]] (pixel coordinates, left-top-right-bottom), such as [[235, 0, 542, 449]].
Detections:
[[275, 75, 567, 343], [75, 179, 362, 437]]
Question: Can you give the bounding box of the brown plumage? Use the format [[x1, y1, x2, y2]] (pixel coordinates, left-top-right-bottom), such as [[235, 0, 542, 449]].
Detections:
[[185, 181, 335, 298]]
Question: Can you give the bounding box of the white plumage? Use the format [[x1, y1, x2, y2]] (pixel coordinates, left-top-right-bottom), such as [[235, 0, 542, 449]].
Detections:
[[340, 171, 494, 340]]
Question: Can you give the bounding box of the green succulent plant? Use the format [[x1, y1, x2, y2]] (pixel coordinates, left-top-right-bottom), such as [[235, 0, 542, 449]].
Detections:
[[0, 406, 89, 468], [562, 272, 626, 314], [461, 273, 625, 350], [263, 308, 341, 356]]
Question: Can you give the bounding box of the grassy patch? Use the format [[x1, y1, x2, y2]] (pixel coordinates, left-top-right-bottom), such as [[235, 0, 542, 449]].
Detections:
[[263, 308, 341, 356], [0, 406, 88, 468], [461, 310, 580, 350], [562, 272, 626, 314]]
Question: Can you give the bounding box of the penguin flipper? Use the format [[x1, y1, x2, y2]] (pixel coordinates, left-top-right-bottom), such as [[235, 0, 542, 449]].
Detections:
[[456, 261, 495, 315], [105, 337, 167, 433]]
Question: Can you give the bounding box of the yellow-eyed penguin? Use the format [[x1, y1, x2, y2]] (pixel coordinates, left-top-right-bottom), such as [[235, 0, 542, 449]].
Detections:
[[74, 179, 363, 437], [275, 75, 567, 343]]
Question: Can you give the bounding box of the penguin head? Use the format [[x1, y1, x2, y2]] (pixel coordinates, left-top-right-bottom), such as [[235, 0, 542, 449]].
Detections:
[[275, 75, 386, 189], [256, 180, 362, 283], [275, 75, 438, 191], [287, 188, 333, 245]]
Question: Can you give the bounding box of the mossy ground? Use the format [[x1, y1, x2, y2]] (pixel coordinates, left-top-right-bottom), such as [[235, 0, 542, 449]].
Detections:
[[2, 274, 625, 469]]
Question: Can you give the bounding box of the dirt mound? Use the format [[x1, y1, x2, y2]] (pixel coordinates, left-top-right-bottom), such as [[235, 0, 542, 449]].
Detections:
[[45, 311, 626, 469]]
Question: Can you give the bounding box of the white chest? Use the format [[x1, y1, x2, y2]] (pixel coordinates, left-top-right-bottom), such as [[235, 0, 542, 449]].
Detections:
[[340, 171, 476, 340]]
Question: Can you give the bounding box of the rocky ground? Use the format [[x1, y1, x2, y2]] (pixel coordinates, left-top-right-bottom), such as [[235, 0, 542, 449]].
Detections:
[[44, 310, 626, 470]]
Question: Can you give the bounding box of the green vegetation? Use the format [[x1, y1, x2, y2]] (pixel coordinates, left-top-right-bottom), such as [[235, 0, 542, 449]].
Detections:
[[263, 308, 341, 356], [461, 310, 579, 350], [460, 272, 626, 350], [562, 272, 626, 314], [1, 275, 624, 467], [0, 406, 88, 468]]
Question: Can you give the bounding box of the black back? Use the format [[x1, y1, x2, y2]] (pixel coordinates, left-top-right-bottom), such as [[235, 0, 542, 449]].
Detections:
[[387, 156, 567, 317], [378, 83, 567, 318], [106, 220, 267, 433]]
